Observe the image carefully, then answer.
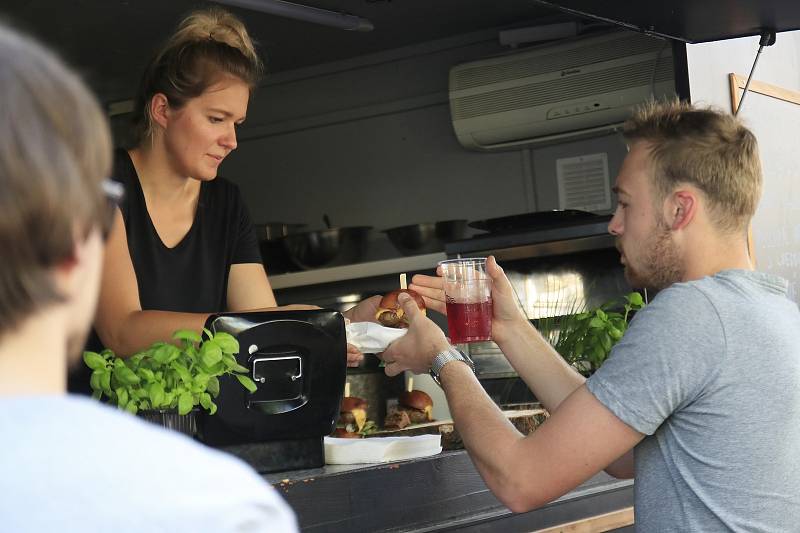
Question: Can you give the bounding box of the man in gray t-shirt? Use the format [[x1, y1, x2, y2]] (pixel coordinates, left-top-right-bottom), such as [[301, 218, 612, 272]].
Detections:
[[382, 100, 800, 532], [587, 270, 800, 531]]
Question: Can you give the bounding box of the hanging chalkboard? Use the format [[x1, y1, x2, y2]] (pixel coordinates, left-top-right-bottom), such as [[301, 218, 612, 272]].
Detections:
[[730, 73, 800, 303]]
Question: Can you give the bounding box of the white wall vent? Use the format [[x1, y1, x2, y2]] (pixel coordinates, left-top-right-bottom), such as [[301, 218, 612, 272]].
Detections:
[[556, 153, 611, 212]]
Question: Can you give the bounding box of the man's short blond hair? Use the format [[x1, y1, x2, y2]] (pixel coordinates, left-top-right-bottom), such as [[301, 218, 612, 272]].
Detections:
[[623, 99, 762, 233]]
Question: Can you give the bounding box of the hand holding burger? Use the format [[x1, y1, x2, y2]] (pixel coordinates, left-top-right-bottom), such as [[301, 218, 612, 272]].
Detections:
[[379, 292, 450, 377]]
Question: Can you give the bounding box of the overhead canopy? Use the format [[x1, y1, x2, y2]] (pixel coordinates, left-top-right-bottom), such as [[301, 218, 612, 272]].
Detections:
[[532, 0, 800, 43]]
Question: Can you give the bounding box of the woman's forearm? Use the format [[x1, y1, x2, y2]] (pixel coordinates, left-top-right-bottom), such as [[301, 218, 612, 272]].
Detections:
[[96, 310, 210, 357]]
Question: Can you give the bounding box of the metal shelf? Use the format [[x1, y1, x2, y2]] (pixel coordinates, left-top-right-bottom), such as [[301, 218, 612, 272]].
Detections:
[[269, 252, 446, 289]]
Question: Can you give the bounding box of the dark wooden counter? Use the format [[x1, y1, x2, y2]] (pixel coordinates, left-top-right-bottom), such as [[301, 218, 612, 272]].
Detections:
[[264, 450, 633, 532]]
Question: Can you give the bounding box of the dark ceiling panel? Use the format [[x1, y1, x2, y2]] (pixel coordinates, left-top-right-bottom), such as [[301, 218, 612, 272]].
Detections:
[[531, 0, 800, 43], [1, 0, 559, 103]]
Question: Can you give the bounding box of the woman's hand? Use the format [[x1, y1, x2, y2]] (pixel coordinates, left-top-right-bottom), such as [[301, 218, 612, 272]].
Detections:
[[346, 343, 364, 367], [342, 295, 382, 323]]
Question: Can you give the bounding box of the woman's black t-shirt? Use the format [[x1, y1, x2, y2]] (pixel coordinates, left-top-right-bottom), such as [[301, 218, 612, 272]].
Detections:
[[68, 149, 262, 393], [113, 149, 262, 312]]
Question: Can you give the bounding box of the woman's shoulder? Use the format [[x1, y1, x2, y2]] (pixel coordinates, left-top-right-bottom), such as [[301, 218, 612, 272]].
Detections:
[[111, 148, 137, 186], [207, 174, 241, 193], [203, 175, 245, 208]]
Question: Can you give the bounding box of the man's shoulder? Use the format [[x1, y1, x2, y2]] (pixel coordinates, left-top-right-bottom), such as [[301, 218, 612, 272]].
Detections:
[[8, 396, 265, 485], [0, 396, 297, 532], [652, 269, 792, 318], [636, 280, 716, 325]]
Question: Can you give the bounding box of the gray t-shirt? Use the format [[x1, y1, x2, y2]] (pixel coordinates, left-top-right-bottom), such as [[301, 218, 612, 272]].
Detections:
[[0, 395, 298, 533], [586, 270, 800, 532]]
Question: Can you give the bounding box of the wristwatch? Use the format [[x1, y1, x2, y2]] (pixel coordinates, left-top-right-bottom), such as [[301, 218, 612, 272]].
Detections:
[[429, 346, 475, 387]]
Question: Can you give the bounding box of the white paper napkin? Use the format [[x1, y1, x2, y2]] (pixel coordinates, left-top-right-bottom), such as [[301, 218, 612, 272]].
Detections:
[[345, 321, 407, 354], [324, 434, 442, 464]]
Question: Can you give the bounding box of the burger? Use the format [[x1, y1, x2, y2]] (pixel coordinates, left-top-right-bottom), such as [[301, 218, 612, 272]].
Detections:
[[375, 289, 426, 328], [383, 409, 411, 431], [396, 390, 434, 424], [333, 396, 367, 438]]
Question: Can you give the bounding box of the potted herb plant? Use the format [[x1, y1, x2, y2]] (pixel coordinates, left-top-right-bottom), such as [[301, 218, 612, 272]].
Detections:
[[83, 329, 258, 436], [541, 292, 645, 376]]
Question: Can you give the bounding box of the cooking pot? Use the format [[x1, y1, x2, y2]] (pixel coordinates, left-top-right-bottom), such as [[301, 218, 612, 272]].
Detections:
[[281, 226, 373, 270], [383, 219, 468, 256], [254, 222, 306, 274]]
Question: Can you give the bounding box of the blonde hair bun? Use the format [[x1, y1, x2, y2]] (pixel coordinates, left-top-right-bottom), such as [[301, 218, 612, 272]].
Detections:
[[169, 7, 260, 68]]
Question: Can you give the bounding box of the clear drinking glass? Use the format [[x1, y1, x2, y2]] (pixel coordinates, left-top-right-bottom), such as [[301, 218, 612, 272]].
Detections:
[[438, 258, 493, 343]]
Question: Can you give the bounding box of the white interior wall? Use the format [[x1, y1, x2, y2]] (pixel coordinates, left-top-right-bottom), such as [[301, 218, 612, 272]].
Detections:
[[686, 31, 800, 302]]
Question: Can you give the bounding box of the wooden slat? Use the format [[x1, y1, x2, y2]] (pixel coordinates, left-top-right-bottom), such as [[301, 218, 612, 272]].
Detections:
[[532, 506, 634, 533], [729, 73, 800, 114]]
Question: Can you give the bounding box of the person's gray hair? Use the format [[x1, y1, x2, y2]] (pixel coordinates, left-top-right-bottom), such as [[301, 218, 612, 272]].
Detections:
[[0, 20, 112, 337]]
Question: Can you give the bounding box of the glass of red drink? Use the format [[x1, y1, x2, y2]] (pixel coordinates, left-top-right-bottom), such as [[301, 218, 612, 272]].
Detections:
[[439, 258, 493, 344]]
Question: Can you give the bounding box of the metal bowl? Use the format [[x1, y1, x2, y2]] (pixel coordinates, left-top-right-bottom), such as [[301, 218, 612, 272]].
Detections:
[[254, 222, 307, 274], [281, 226, 373, 270], [253, 222, 307, 242], [383, 219, 468, 256]]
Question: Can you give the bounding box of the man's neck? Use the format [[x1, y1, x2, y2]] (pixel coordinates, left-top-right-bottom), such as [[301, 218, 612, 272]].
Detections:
[[0, 310, 68, 396], [682, 234, 754, 281]]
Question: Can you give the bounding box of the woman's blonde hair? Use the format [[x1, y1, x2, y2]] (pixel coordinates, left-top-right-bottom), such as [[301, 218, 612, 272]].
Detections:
[[624, 99, 762, 234], [133, 7, 264, 145]]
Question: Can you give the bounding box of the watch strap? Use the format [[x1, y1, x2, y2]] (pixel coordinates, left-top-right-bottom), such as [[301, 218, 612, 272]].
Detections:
[[429, 346, 475, 387]]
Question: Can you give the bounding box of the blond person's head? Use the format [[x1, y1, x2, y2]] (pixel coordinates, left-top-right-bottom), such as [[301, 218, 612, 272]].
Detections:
[[623, 99, 762, 234], [133, 7, 263, 146], [0, 22, 112, 338]]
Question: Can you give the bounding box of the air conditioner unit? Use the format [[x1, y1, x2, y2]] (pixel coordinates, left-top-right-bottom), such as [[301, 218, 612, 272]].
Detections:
[[449, 31, 675, 151]]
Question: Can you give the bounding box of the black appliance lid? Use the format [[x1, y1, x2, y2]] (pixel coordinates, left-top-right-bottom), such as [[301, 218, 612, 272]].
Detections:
[[531, 0, 800, 43], [447, 214, 613, 257], [469, 209, 604, 233]]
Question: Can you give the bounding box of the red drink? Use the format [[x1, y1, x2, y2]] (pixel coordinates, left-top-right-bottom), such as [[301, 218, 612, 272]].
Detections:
[[446, 300, 492, 344]]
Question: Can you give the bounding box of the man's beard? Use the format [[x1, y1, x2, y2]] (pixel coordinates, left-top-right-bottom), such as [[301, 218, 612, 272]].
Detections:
[[623, 218, 683, 291]]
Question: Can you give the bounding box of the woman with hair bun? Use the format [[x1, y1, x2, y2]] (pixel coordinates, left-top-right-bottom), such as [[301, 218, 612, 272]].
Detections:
[[81, 8, 377, 383]]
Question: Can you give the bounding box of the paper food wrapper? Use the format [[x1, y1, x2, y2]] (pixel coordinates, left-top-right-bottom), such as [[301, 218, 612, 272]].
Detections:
[[345, 321, 407, 354], [324, 434, 442, 464]]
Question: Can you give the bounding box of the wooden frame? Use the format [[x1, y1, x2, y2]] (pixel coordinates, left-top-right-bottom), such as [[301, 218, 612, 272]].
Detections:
[[533, 506, 634, 533], [728, 73, 800, 265], [729, 73, 800, 113]]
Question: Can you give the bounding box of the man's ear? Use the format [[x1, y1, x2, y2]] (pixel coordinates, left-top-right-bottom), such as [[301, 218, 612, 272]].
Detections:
[[149, 93, 170, 130], [665, 189, 697, 231], [53, 230, 91, 296]]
